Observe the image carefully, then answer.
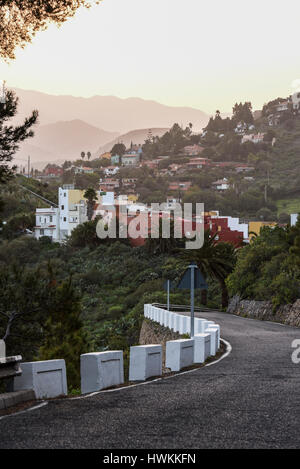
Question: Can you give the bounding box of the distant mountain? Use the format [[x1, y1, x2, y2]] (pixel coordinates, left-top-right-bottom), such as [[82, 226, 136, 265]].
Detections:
[[12, 88, 210, 133], [95, 128, 170, 156], [15, 119, 119, 165]]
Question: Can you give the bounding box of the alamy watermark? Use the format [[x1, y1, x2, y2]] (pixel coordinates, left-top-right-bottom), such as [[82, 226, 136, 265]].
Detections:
[[95, 201, 205, 249], [291, 339, 300, 364]]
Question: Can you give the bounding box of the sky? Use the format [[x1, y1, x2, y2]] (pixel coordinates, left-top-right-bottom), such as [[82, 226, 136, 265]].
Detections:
[[1, 0, 300, 114]]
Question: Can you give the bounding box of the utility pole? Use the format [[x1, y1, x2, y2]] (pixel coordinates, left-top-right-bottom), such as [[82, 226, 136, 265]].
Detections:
[[167, 279, 170, 312], [189, 262, 197, 338], [27, 155, 30, 179]]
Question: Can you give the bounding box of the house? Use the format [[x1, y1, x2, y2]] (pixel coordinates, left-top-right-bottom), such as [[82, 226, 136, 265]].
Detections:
[[35, 207, 60, 241], [235, 165, 255, 173], [35, 186, 88, 242], [183, 144, 204, 156], [292, 92, 300, 112], [34, 186, 113, 242], [100, 152, 111, 160], [248, 221, 278, 240], [275, 101, 289, 113], [111, 154, 120, 165], [121, 153, 140, 167], [43, 166, 63, 178], [241, 133, 265, 144], [104, 166, 120, 176], [58, 186, 88, 239], [74, 166, 94, 175], [99, 178, 120, 192], [168, 181, 192, 192], [168, 164, 184, 174], [291, 214, 298, 226], [212, 178, 230, 191], [187, 157, 211, 169]]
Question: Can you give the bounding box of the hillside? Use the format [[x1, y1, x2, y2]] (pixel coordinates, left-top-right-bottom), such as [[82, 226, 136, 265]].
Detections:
[[14, 119, 119, 165], [95, 127, 169, 156], [12, 88, 210, 133]]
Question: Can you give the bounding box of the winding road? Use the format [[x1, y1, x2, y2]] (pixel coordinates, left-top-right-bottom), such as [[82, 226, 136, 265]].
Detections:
[[1, 311, 300, 449]]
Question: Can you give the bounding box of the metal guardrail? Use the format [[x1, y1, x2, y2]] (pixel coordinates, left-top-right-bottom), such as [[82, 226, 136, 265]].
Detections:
[[152, 303, 214, 313]]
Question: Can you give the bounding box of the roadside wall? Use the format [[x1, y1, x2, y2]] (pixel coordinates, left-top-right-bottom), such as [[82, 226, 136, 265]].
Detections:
[[227, 295, 300, 327]]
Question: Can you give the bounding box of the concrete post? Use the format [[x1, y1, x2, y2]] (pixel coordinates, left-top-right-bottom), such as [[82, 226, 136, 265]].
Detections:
[[80, 351, 124, 394], [129, 345, 162, 381], [194, 333, 210, 363], [0, 340, 5, 358], [166, 339, 194, 371]]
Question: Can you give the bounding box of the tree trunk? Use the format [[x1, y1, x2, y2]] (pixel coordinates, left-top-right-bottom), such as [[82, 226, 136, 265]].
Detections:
[[220, 279, 229, 309], [201, 289, 207, 305]]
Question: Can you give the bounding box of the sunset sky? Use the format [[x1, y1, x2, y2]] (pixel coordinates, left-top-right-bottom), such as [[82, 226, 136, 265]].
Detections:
[[0, 0, 300, 114]]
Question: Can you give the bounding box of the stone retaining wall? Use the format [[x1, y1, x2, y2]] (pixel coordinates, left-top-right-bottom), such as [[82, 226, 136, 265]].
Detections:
[[227, 295, 300, 327], [139, 319, 183, 372]]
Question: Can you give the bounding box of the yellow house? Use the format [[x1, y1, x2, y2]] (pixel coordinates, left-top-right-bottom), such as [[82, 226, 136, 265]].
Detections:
[[128, 194, 138, 203], [249, 221, 277, 240], [100, 152, 112, 160]]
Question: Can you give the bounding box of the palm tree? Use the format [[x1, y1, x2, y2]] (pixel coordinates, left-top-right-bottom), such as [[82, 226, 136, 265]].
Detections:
[[84, 187, 98, 221], [81, 151, 85, 161], [87, 151, 91, 161], [145, 218, 184, 255], [179, 230, 237, 308]]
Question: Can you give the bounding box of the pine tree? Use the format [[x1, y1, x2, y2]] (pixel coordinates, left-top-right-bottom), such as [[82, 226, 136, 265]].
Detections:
[[38, 279, 89, 390], [0, 90, 38, 183]]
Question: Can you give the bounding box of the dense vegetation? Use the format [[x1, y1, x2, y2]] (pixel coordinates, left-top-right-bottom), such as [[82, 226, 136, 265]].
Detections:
[[227, 221, 300, 309]]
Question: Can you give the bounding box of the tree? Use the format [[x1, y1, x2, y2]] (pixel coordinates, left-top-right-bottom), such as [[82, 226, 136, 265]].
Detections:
[[84, 187, 97, 221], [38, 279, 88, 389], [69, 219, 102, 247], [0, 90, 38, 183], [87, 151, 91, 160], [111, 143, 126, 157], [81, 151, 86, 161], [179, 230, 236, 307], [0, 0, 100, 60]]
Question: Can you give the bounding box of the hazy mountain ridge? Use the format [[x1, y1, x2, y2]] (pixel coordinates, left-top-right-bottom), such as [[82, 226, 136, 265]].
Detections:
[[12, 88, 209, 133], [11, 88, 210, 167], [95, 128, 170, 156]]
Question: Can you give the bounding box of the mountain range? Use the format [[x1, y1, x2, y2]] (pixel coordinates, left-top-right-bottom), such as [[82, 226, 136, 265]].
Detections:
[[12, 88, 210, 167]]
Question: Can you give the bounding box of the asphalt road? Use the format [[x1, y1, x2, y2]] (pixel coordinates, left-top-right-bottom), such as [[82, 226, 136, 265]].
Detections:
[[1, 311, 300, 449]]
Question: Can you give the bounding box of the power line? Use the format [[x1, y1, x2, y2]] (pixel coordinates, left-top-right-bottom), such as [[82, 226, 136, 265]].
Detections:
[[17, 184, 58, 208]]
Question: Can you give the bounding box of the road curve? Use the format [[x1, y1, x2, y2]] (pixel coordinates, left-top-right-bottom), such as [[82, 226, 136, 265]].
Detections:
[[1, 311, 300, 449]]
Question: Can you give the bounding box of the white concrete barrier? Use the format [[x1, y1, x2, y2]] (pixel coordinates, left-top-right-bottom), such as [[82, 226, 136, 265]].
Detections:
[[129, 345, 162, 381], [209, 324, 220, 349], [194, 333, 210, 363], [194, 318, 207, 334], [163, 310, 169, 327], [179, 315, 189, 335], [13, 359, 68, 399], [0, 340, 5, 358], [166, 339, 194, 371], [168, 312, 174, 329], [171, 313, 179, 332], [205, 328, 218, 356], [80, 351, 124, 394]]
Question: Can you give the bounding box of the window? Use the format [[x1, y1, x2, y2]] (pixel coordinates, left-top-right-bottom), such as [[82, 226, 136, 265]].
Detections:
[[63, 217, 67, 222], [50, 216, 53, 223], [61, 205, 64, 210], [40, 229, 44, 236], [64, 192, 66, 197]]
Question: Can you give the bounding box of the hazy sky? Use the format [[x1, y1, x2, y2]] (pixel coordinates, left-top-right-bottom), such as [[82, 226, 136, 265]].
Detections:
[[0, 0, 300, 114]]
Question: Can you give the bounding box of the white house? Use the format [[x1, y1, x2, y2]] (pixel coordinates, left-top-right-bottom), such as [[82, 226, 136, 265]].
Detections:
[[292, 92, 300, 111], [212, 178, 230, 191], [291, 213, 298, 226], [35, 207, 60, 241]]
